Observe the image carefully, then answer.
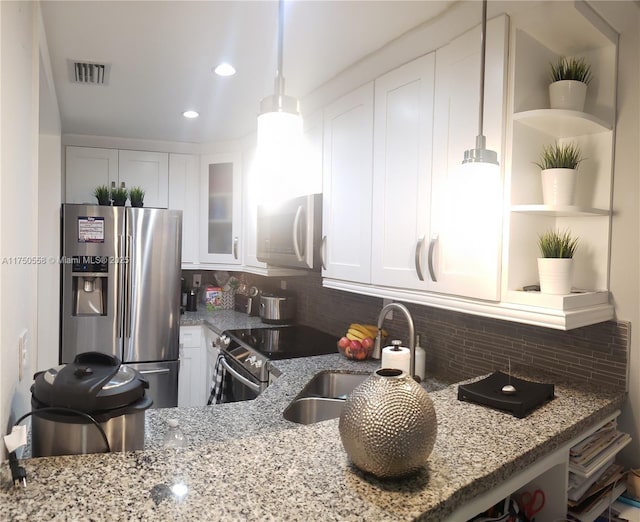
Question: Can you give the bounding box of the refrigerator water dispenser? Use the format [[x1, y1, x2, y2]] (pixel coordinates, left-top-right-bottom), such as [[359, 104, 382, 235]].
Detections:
[[71, 257, 108, 316]]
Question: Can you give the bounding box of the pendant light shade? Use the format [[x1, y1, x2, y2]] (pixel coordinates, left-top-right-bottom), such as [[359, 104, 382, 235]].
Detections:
[[462, 0, 499, 168], [256, 0, 304, 202], [257, 0, 302, 147]]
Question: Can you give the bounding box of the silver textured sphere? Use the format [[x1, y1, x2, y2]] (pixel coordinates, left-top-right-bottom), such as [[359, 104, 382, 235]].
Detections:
[[339, 368, 437, 478]]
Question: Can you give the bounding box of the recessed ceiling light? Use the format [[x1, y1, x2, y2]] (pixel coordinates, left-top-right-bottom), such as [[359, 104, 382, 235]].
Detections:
[[182, 110, 199, 119], [213, 63, 236, 77]]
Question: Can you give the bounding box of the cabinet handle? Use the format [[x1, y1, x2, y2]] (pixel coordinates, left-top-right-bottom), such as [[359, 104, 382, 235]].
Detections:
[[233, 237, 239, 260], [320, 236, 327, 271], [427, 233, 438, 282], [292, 205, 305, 262], [415, 236, 425, 281]]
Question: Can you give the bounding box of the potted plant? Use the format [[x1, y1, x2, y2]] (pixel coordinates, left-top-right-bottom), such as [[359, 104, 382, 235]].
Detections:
[[535, 142, 583, 206], [537, 229, 579, 295], [111, 186, 128, 206], [93, 185, 111, 206], [129, 186, 145, 207], [549, 56, 592, 111]]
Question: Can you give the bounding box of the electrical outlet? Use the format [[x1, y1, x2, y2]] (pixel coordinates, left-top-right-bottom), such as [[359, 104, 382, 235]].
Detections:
[[18, 329, 28, 381], [192, 274, 201, 288], [280, 280, 287, 290]]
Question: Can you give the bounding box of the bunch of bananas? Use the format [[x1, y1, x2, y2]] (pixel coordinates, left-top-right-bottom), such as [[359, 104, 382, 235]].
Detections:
[[346, 323, 388, 342]]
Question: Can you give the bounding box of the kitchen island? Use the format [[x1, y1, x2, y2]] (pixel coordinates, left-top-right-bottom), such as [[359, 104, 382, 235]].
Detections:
[[0, 340, 626, 521]]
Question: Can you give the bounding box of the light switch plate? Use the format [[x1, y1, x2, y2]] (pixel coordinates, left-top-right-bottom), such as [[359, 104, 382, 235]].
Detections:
[[192, 274, 201, 288]]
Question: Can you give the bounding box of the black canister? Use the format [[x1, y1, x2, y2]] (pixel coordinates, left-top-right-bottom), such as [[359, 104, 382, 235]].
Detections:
[[186, 289, 198, 311]]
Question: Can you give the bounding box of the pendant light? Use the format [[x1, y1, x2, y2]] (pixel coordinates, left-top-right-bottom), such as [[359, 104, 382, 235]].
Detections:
[[462, 0, 498, 168], [256, 0, 303, 201]]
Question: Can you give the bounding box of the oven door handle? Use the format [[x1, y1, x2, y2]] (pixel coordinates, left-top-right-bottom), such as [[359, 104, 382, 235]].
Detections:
[[220, 356, 262, 393]]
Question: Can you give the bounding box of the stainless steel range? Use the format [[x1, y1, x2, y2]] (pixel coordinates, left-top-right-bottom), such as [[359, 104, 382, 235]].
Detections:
[[215, 325, 338, 403]]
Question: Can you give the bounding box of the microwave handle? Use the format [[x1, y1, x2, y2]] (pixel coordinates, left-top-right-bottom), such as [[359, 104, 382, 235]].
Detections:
[[292, 205, 305, 262]]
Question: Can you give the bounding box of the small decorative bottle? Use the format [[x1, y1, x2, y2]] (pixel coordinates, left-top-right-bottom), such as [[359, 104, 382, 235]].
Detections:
[[163, 418, 186, 449]]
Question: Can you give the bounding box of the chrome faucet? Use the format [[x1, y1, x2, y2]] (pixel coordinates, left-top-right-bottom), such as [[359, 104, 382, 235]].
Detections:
[[373, 302, 417, 380]]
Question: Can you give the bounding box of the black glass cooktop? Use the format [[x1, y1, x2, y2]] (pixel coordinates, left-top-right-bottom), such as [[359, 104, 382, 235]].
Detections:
[[224, 325, 338, 360]]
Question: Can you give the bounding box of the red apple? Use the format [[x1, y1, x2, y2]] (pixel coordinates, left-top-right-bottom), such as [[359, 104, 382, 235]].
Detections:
[[337, 336, 350, 349], [361, 337, 374, 350]]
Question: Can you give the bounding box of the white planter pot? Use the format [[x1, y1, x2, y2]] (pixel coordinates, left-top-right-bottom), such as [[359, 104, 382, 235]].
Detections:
[[541, 168, 577, 206], [549, 80, 587, 111], [538, 258, 574, 295]]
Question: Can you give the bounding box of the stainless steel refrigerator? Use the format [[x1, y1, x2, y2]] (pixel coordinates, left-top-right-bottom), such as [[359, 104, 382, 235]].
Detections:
[[60, 204, 182, 408]]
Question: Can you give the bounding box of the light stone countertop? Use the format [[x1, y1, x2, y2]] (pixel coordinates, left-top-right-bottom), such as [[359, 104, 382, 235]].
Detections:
[[0, 349, 625, 521]]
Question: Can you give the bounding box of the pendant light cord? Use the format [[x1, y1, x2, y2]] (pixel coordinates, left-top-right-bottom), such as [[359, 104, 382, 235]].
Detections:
[[275, 0, 285, 97], [477, 0, 488, 140]]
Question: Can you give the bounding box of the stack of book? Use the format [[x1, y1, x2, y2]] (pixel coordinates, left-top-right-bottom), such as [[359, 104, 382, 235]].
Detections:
[[567, 420, 632, 522]]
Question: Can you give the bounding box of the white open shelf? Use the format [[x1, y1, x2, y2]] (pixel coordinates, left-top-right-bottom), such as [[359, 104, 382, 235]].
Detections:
[[506, 289, 609, 311], [570, 482, 628, 522], [513, 109, 612, 137], [511, 205, 610, 217]]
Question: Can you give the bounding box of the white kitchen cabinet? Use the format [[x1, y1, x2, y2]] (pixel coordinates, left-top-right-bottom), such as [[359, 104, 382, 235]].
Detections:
[[178, 326, 206, 408], [321, 82, 374, 283], [117, 149, 168, 208], [370, 17, 506, 301], [168, 153, 199, 265], [199, 152, 242, 265], [65, 146, 118, 204], [370, 53, 435, 290], [65, 146, 169, 208], [427, 16, 507, 301]]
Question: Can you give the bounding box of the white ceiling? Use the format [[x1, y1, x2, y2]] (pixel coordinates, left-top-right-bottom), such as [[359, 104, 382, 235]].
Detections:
[[40, 0, 454, 144]]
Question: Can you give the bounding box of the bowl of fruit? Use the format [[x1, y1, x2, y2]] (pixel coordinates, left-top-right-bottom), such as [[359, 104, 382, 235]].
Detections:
[[337, 323, 387, 361]]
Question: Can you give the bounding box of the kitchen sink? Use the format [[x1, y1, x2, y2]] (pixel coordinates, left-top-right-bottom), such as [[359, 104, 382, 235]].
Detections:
[[282, 397, 347, 424], [295, 370, 370, 400], [282, 370, 369, 425], [283, 369, 449, 425]]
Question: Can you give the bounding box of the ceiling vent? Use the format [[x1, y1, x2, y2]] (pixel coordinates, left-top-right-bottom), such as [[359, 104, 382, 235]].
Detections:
[[69, 60, 111, 85]]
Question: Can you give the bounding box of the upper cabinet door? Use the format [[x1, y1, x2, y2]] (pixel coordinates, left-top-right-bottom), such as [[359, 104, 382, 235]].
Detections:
[[200, 152, 242, 265], [321, 82, 374, 283], [65, 146, 118, 204], [118, 150, 169, 208], [428, 16, 508, 301], [370, 53, 435, 290], [168, 153, 199, 265]]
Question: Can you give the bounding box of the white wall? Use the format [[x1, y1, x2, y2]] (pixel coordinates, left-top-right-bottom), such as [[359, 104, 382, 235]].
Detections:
[[1, 0, 38, 439], [0, 1, 61, 454], [590, 0, 640, 468]]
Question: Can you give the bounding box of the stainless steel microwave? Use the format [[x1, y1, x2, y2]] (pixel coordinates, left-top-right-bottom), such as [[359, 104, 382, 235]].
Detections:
[[256, 193, 322, 270]]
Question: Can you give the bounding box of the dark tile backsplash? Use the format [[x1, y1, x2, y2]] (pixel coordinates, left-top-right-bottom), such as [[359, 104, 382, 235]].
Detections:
[[191, 270, 629, 391]]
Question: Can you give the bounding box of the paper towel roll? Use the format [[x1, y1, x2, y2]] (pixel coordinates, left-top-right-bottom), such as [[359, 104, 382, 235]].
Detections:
[[381, 346, 411, 375]]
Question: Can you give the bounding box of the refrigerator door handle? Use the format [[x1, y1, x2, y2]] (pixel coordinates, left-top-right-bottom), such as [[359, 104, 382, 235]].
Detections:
[[124, 234, 133, 340], [117, 234, 126, 340]]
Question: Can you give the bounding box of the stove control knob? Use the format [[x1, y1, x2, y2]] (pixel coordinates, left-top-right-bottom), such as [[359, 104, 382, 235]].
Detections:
[[255, 360, 263, 368], [216, 335, 230, 348]]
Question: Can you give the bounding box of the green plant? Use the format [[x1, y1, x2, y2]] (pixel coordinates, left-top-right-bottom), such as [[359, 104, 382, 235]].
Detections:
[[550, 56, 592, 85], [534, 142, 583, 170], [93, 185, 111, 205], [538, 229, 579, 258], [111, 186, 128, 206], [129, 186, 145, 207]]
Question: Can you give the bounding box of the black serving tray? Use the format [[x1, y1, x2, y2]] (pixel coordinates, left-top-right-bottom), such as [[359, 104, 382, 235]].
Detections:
[[457, 371, 555, 418]]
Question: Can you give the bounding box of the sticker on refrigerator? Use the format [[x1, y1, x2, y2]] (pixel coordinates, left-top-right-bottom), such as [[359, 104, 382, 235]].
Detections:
[[78, 216, 105, 243]]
